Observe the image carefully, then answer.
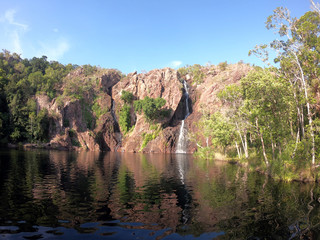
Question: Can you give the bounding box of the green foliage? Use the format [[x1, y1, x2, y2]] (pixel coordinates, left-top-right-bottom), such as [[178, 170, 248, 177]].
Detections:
[[92, 99, 109, 119], [141, 133, 154, 150], [27, 107, 49, 142], [81, 100, 95, 130], [68, 128, 76, 138], [121, 90, 134, 104], [195, 67, 300, 179], [82, 64, 97, 76], [198, 112, 235, 153], [178, 64, 205, 84], [218, 61, 228, 71], [63, 76, 94, 101], [133, 96, 167, 121], [119, 104, 131, 134], [140, 124, 162, 151], [68, 128, 82, 147], [193, 147, 215, 160], [0, 50, 73, 143]]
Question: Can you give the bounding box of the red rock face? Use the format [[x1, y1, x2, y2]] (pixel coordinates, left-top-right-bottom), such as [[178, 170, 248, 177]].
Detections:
[[112, 68, 182, 116], [112, 68, 183, 153], [36, 69, 122, 152], [36, 64, 252, 153]]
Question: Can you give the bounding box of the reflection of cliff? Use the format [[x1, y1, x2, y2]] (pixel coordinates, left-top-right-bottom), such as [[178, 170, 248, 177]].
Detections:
[[2, 150, 318, 239], [27, 151, 192, 232], [108, 153, 184, 232]]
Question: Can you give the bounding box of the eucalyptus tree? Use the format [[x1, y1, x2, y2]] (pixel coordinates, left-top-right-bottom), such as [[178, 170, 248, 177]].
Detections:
[[250, 6, 320, 165], [218, 84, 249, 159]]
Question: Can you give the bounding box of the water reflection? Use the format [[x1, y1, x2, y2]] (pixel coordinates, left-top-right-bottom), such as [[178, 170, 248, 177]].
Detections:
[[1, 149, 320, 239]]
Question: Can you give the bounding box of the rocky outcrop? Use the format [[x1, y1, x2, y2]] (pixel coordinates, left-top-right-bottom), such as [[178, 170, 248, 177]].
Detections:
[[99, 70, 122, 93], [35, 63, 252, 153], [112, 68, 183, 153], [113, 68, 182, 116], [183, 63, 253, 151], [36, 68, 122, 151]]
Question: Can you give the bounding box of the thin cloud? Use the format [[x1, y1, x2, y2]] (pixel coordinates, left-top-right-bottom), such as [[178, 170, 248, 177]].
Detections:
[[11, 31, 23, 54], [2, 9, 28, 30], [0, 9, 28, 55], [38, 38, 70, 61], [0, 9, 70, 60], [170, 60, 183, 68]]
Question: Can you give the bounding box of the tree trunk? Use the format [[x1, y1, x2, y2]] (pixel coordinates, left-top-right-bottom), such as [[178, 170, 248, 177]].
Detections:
[[235, 141, 241, 159], [292, 128, 300, 160], [236, 122, 248, 159], [293, 52, 315, 165], [256, 118, 269, 167], [271, 138, 275, 161], [290, 120, 294, 138], [290, 80, 305, 139], [243, 132, 249, 158]]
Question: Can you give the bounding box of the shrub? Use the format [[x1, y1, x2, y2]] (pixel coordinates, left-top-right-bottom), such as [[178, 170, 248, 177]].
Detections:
[[119, 104, 131, 134], [81, 100, 95, 130], [92, 98, 109, 119], [141, 133, 153, 150], [82, 64, 97, 76], [218, 61, 228, 71], [133, 96, 166, 121], [177, 64, 205, 84], [121, 90, 134, 104], [140, 124, 162, 151]]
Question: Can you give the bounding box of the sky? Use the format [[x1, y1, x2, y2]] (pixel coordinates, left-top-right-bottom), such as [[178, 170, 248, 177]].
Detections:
[[0, 0, 313, 73]]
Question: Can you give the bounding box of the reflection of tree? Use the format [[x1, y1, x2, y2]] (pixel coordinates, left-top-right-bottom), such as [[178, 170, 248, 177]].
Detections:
[[2, 150, 320, 238], [192, 157, 320, 239], [117, 165, 135, 207]]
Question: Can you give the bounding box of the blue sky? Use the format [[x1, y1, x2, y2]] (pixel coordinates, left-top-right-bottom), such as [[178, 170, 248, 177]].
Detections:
[[0, 0, 312, 73]]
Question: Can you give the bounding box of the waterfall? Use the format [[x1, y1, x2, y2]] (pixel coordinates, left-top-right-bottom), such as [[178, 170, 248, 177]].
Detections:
[[176, 80, 190, 154], [111, 99, 122, 151]]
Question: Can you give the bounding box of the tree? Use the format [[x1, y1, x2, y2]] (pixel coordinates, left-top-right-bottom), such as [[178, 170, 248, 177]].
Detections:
[[249, 7, 320, 165], [119, 104, 131, 134], [241, 69, 293, 166], [134, 96, 166, 121], [120, 90, 134, 104], [218, 84, 249, 159]]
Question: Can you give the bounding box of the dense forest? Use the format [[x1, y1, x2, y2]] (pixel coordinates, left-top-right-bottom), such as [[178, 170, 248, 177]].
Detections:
[[0, 52, 73, 143], [1, 4, 320, 181]]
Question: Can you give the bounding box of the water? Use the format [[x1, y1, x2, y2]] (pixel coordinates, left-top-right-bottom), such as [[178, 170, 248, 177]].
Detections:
[[176, 81, 190, 154], [1, 149, 320, 239]]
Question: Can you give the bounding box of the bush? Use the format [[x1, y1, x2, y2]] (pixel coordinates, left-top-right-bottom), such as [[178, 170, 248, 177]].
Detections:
[[121, 90, 134, 104], [177, 64, 205, 84], [119, 104, 131, 134], [92, 98, 109, 119], [82, 64, 97, 76], [141, 133, 153, 150], [140, 125, 161, 151], [218, 61, 228, 71], [133, 96, 166, 121], [81, 100, 95, 130]]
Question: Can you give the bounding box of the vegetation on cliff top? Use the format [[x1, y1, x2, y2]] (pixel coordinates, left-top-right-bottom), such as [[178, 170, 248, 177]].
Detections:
[[0, 51, 123, 144]]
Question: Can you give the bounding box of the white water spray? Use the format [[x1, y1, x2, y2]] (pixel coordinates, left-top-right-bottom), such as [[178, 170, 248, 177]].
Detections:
[[176, 80, 190, 154]]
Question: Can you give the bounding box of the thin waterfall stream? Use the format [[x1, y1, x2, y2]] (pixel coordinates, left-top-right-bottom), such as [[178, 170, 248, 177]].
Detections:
[[176, 80, 190, 154]]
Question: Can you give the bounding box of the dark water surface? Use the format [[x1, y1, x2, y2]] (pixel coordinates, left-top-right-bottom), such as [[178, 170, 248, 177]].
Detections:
[[1, 149, 320, 239]]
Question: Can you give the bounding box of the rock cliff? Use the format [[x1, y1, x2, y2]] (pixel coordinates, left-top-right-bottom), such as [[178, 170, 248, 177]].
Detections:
[[36, 63, 252, 153], [112, 68, 183, 153]]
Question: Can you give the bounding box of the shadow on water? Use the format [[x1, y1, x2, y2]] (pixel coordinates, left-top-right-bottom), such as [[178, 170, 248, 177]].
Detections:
[[1, 149, 320, 239]]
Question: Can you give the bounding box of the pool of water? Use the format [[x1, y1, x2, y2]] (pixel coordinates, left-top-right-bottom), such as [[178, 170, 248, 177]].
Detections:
[[0, 149, 319, 239]]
